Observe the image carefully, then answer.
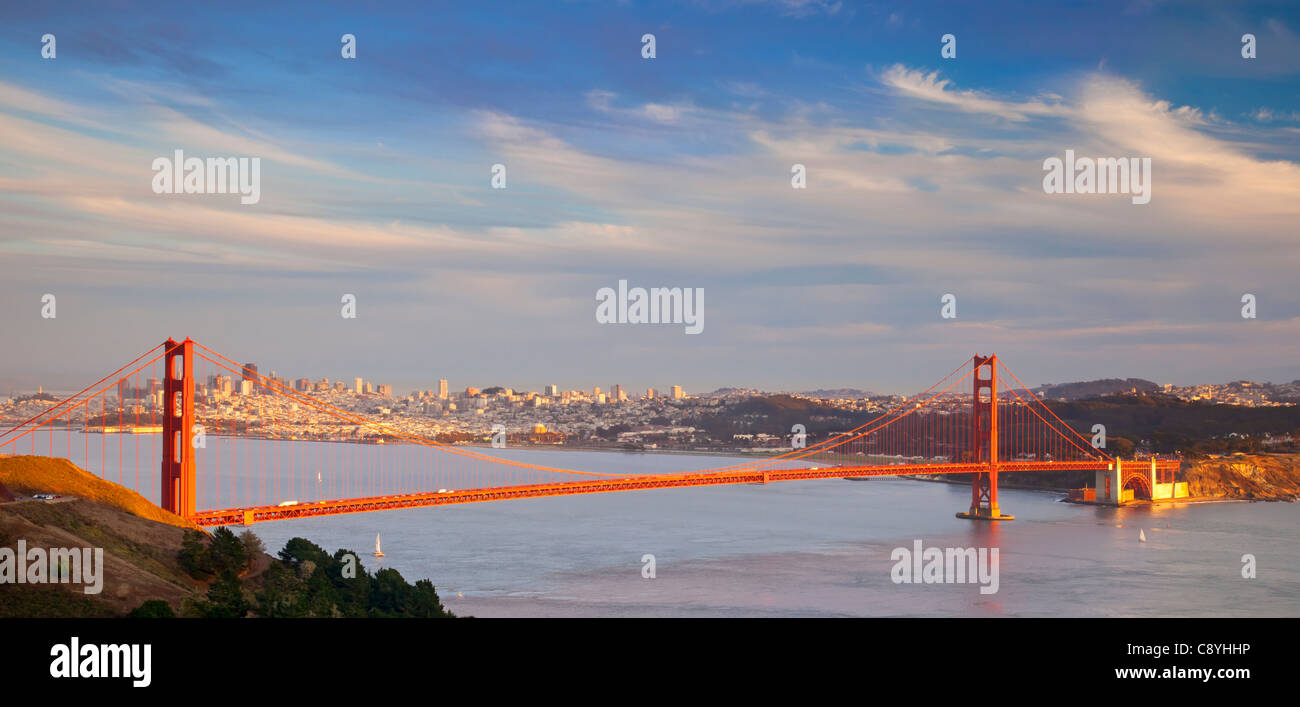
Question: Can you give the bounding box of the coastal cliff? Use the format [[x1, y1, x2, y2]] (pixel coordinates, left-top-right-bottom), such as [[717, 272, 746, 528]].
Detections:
[[910, 453, 1300, 502], [1183, 453, 1300, 501]]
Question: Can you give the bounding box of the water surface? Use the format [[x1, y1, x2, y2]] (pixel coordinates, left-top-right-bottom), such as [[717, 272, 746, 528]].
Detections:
[[25, 433, 1300, 617]]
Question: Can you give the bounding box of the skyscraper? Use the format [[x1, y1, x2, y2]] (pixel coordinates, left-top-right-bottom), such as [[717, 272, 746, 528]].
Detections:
[[545, 384, 558, 397], [671, 385, 683, 399], [439, 379, 448, 399], [355, 377, 364, 395], [240, 363, 259, 392]]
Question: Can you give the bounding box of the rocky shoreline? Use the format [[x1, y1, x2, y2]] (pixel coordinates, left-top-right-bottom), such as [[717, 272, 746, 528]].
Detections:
[[1182, 453, 1300, 501], [904, 453, 1300, 503]]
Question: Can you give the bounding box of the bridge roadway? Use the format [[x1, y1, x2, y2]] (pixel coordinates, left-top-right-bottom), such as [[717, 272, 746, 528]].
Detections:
[[190, 459, 1180, 526]]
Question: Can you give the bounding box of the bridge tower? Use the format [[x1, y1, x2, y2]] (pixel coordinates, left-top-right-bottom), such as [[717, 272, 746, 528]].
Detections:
[[160, 338, 196, 518], [958, 354, 1014, 520]]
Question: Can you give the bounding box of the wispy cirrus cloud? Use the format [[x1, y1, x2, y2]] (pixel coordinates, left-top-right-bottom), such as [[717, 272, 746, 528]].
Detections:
[[880, 64, 1069, 122]]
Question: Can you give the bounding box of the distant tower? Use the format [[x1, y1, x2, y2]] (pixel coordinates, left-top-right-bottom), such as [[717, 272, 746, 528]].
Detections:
[[439, 379, 449, 399], [671, 385, 683, 399]]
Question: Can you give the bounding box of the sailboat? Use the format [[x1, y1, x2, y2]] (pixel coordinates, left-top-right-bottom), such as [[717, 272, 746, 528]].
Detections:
[[373, 533, 385, 557], [1139, 529, 1147, 543]]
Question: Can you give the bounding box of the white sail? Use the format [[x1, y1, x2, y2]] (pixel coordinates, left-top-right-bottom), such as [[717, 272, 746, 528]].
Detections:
[[375, 533, 382, 552], [1139, 529, 1147, 542]]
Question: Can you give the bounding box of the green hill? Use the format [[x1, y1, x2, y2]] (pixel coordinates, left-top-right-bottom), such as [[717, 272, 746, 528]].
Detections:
[[0, 456, 457, 618]]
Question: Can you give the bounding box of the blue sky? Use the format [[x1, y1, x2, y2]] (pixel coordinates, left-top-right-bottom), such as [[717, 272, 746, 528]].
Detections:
[[2, 0, 1299, 394]]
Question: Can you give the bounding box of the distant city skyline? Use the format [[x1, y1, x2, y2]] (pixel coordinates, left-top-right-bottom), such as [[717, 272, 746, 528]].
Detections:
[[3, 1, 1299, 395], [11, 360, 1300, 401]]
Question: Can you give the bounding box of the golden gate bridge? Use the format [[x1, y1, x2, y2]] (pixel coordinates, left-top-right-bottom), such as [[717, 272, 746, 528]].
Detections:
[[0, 339, 1180, 526]]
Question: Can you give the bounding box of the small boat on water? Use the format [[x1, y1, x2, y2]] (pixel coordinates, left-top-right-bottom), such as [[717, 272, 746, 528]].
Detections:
[[1139, 529, 1147, 543], [373, 533, 385, 557]]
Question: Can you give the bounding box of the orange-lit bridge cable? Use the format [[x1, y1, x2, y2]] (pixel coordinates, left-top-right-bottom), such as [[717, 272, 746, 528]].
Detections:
[[996, 359, 1113, 461], [771, 365, 976, 466], [0, 349, 168, 450], [696, 358, 974, 474], [703, 359, 978, 474], [998, 385, 1104, 461], [0, 343, 165, 446]]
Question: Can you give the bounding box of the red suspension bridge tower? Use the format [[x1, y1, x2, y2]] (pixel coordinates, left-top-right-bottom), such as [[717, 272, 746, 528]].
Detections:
[[957, 354, 1014, 521], [160, 338, 196, 518]]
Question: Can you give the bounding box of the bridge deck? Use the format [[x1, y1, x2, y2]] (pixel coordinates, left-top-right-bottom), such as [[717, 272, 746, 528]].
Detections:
[[189, 459, 1178, 526]]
